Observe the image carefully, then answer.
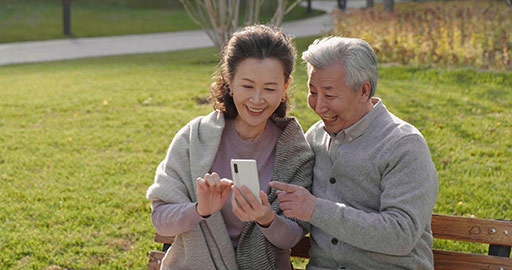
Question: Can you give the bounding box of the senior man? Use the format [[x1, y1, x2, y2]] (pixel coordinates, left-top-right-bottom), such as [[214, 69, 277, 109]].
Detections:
[[270, 37, 438, 269]]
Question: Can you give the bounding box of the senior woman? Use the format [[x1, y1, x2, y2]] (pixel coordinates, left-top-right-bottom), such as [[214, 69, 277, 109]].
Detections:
[[146, 25, 314, 270]]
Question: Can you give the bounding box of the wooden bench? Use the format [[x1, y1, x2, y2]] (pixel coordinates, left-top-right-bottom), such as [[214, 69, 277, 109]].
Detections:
[[148, 214, 512, 270]]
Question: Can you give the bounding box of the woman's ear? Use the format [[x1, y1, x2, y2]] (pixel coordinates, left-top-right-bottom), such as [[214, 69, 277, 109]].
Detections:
[[281, 77, 292, 101], [228, 80, 233, 96], [284, 77, 292, 91], [226, 75, 232, 91]]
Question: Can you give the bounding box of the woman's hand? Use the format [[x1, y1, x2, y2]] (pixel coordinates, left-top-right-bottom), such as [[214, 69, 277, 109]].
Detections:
[[196, 172, 233, 217], [232, 186, 275, 227]]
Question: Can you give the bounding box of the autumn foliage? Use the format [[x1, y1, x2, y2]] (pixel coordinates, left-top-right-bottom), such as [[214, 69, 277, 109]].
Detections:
[[333, 0, 511, 71]]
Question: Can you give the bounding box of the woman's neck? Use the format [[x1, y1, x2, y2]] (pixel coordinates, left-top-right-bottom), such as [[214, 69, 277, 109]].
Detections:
[[233, 117, 267, 142]]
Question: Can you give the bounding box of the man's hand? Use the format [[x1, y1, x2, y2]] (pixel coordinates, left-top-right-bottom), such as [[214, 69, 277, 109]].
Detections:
[[231, 186, 275, 227], [196, 172, 233, 217], [269, 181, 317, 222]]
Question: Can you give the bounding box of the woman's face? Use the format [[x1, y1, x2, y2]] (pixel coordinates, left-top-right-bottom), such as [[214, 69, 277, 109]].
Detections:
[[230, 57, 289, 138]]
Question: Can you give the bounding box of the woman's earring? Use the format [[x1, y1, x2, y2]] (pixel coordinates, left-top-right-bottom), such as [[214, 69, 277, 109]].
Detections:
[[281, 97, 286, 102]]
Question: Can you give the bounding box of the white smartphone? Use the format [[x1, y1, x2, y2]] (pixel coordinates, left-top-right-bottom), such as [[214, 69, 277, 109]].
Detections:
[[230, 159, 262, 205]]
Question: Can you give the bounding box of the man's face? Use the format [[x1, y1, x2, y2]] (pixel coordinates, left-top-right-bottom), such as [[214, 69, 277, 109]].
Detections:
[[307, 64, 368, 134]]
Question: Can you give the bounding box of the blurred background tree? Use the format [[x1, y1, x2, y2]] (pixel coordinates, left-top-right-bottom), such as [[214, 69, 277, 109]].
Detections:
[[178, 0, 301, 51]]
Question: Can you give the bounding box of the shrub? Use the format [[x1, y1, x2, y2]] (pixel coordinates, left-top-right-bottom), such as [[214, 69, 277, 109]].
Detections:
[[333, 0, 511, 71]]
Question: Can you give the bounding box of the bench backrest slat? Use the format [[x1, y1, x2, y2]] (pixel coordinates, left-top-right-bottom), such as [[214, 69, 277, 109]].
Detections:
[[432, 214, 512, 246], [433, 250, 512, 270]]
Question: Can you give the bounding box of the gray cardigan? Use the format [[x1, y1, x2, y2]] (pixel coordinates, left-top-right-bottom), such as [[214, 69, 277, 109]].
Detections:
[[146, 111, 314, 270], [305, 99, 438, 270]]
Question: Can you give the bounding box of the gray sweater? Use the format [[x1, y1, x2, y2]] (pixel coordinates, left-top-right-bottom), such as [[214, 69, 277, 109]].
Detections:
[[305, 98, 438, 270], [146, 111, 314, 270]]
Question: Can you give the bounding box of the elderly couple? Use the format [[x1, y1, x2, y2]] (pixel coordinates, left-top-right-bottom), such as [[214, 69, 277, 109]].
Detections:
[[146, 25, 438, 270]]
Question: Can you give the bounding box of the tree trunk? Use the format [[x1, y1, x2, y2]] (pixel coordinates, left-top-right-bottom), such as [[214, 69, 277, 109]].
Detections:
[[264, 1, 274, 15], [337, 0, 347, 11], [306, 0, 312, 14], [366, 0, 374, 8], [63, 0, 71, 36], [383, 0, 394, 11]]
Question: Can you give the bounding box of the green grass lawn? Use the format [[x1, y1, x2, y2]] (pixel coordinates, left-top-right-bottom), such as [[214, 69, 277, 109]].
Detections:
[[0, 0, 324, 43], [0, 36, 511, 269]]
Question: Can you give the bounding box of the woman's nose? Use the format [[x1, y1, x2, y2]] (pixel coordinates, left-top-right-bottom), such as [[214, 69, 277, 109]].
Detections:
[[250, 90, 263, 103]]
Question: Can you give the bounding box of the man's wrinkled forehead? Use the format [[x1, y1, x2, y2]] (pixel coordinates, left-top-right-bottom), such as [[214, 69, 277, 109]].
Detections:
[[306, 63, 344, 78]]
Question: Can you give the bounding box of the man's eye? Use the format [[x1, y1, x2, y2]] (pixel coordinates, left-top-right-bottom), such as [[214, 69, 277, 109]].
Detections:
[[326, 95, 336, 99], [309, 92, 317, 96], [243, 85, 253, 89], [265, 88, 276, 91]]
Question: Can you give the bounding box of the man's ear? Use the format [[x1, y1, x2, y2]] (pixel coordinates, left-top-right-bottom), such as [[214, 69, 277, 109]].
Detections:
[[360, 81, 371, 100]]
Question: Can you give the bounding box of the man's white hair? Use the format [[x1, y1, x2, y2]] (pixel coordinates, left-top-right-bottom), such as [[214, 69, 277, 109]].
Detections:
[[302, 37, 379, 97]]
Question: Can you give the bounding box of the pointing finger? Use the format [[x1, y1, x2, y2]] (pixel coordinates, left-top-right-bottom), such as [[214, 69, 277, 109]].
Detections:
[[269, 181, 300, 193]]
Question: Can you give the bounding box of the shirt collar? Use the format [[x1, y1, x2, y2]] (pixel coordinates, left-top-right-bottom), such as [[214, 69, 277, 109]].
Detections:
[[324, 97, 382, 143]]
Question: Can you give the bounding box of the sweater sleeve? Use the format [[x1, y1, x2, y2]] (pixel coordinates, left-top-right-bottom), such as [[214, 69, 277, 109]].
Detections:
[[151, 200, 206, 236], [310, 134, 438, 255], [258, 214, 304, 249]]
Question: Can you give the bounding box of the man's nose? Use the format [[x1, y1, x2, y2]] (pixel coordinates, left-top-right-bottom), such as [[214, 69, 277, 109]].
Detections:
[[314, 96, 328, 113]]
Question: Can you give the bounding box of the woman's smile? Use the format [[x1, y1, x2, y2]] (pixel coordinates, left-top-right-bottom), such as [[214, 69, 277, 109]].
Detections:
[[246, 106, 265, 114]]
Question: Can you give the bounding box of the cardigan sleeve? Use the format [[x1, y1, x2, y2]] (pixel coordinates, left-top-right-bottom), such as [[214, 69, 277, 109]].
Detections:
[[151, 200, 206, 236], [310, 134, 438, 255]]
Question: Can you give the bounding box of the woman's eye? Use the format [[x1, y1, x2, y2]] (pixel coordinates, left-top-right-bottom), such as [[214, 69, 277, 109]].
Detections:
[[243, 85, 253, 89], [265, 88, 276, 91]]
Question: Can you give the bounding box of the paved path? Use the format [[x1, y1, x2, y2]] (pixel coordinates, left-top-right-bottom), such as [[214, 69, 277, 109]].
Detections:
[[0, 0, 403, 66]]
